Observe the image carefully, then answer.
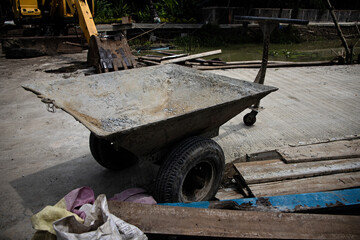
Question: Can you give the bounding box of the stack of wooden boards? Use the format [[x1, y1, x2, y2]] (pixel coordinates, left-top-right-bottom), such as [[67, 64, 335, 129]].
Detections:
[[136, 49, 222, 66], [136, 48, 333, 69], [218, 138, 360, 199]]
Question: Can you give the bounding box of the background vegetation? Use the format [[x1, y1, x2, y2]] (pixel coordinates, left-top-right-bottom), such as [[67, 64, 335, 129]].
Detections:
[[93, 0, 360, 23]]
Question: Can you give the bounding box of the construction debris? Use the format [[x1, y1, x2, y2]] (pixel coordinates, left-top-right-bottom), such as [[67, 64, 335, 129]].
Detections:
[[136, 49, 222, 66], [136, 53, 188, 65], [221, 138, 360, 199], [136, 49, 336, 69], [161, 49, 222, 64], [163, 188, 360, 214]]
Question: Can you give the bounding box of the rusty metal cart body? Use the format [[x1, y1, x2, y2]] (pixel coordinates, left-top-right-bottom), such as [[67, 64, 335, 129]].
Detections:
[[23, 64, 277, 203]]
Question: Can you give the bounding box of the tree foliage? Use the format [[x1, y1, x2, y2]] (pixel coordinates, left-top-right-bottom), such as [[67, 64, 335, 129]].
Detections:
[[94, 0, 130, 21], [94, 0, 359, 23]]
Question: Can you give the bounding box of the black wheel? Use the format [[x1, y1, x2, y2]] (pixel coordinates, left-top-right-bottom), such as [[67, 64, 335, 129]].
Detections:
[[155, 136, 225, 203], [243, 111, 257, 126], [89, 132, 138, 170]]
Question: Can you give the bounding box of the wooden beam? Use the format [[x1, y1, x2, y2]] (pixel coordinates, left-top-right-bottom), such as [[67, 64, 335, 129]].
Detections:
[[234, 158, 360, 184], [160, 53, 188, 61], [219, 60, 297, 65], [193, 61, 333, 70], [138, 59, 160, 65], [138, 56, 162, 62], [108, 201, 360, 239], [193, 64, 259, 70], [277, 139, 360, 163], [161, 50, 222, 64], [249, 171, 360, 197]]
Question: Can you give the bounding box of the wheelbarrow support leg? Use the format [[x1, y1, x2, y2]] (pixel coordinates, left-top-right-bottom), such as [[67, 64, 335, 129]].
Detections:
[[234, 16, 308, 126], [244, 21, 278, 126], [253, 22, 278, 107]]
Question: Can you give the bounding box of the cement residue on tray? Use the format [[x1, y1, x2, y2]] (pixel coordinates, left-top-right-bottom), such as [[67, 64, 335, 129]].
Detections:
[[101, 117, 138, 132], [22, 64, 277, 136]]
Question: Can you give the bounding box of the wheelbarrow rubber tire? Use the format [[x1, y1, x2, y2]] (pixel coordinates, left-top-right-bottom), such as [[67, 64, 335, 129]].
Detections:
[[89, 132, 101, 163], [89, 132, 138, 170], [155, 136, 225, 203], [243, 112, 257, 126]]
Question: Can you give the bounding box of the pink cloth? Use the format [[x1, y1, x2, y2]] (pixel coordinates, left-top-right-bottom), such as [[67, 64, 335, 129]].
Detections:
[[64, 187, 95, 219], [110, 188, 156, 204]]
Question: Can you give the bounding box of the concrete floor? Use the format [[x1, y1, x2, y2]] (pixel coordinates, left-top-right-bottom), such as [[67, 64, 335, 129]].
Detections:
[[0, 51, 359, 239], [212, 65, 360, 159]]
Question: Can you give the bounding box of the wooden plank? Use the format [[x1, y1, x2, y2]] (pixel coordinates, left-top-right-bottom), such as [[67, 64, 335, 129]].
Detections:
[[155, 49, 183, 53], [138, 56, 162, 62], [236, 159, 281, 167], [249, 171, 360, 197], [193, 61, 332, 70], [278, 139, 360, 163], [189, 60, 294, 66], [247, 150, 281, 161], [234, 158, 360, 184], [108, 201, 360, 239], [161, 49, 222, 64], [137, 59, 160, 65], [224, 60, 290, 65], [215, 187, 245, 200], [156, 51, 175, 56], [160, 53, 188, 61], [194, 64, 261, 70], [198, 59, 226, 65]]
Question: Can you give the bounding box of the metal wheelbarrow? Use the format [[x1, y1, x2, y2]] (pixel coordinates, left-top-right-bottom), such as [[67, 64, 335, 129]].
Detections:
[[23, 64, 277, 203]]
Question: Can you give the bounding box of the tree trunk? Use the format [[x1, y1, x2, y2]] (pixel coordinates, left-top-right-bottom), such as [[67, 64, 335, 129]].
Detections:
[[324, 0, 351, 63], [291, 0, 300, 19]]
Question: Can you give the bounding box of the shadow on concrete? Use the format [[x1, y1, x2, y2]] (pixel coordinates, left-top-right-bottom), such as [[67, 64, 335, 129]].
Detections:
[[10, 154, 159, 213], [44, 61, 88, 73], [217, 121, 247, 140]]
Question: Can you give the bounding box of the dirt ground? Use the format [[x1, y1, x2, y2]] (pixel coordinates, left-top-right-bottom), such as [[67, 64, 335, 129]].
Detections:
[[0, 49, 359, 239]]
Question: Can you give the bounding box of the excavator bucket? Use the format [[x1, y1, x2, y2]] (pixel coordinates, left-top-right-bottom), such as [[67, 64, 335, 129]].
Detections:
[[87, 34, 137, 73]]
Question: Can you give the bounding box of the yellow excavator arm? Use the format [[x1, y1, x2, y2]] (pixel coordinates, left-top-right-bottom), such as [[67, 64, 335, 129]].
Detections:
[[63, 0, 136, 72], [65, 0, 97, 43]]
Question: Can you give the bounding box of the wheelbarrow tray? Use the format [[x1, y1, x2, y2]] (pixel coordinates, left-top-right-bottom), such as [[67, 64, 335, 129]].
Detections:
[[23, 64, 277, 156]]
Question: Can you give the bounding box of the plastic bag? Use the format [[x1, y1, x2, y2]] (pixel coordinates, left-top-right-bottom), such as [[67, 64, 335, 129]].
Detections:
[[53, 194, 147, 240]]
